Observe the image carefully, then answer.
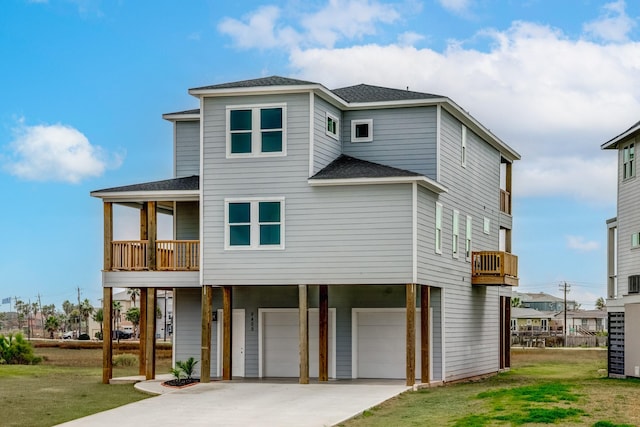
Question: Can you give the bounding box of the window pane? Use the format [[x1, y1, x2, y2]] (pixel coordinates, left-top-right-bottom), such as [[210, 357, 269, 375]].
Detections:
[[261, 108, 282, 130], [355, 123, 369, 138], [260, 224, 281, 245], [259, 202, 280, 222], [261, 131, 282, 152], [230, 225, 250, 246], [231, 133, 252, 154], [230, 110, 252, 131], [229, 203, 250, 223]]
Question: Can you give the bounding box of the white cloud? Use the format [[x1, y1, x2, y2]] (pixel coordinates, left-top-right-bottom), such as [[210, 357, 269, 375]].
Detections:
[[398, 31, 425, 46], [218, 1, 400, 50], [566, 235, 600, 252], [3, 119, 122, 183], [583, 0, 635, 42], [437, 0, 471, 15]]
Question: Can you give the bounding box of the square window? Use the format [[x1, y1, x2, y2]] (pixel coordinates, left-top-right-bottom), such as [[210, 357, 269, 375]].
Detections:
[[226, 199, 284, 249], [351, 119, 373, 143], [227, 104, 286, 157]]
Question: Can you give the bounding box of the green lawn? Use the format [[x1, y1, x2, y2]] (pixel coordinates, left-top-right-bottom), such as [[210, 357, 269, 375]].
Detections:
[[0, 346, 172, 427], [341, 349, 640, 427]]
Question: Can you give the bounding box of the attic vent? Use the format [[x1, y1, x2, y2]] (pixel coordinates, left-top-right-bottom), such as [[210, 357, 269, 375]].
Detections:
[[629, 275, 640, 294]]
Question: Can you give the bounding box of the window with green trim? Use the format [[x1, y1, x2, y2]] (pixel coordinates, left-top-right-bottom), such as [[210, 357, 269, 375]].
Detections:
[[227, 104, 286, 157], [225, 198, 284, 249]]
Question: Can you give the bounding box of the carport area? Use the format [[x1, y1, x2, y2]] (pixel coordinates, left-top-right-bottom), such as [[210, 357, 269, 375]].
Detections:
[[57, 379, 410, 427]]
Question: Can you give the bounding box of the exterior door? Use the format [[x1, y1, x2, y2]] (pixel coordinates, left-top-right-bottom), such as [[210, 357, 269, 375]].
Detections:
[[217, 309, 245, 377]]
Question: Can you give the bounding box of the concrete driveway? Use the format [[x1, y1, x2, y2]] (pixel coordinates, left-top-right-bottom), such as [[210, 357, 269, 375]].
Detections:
[[57, 379, 410, 427]]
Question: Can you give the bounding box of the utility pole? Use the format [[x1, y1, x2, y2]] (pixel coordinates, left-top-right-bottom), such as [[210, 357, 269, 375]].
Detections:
[[77, 287, 82, 337], [559, 282, 571, 346]]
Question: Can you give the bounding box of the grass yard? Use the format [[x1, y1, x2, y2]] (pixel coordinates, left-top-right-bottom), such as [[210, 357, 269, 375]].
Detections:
[[0, 344, 173, 427], [342, 349, 640, 427]]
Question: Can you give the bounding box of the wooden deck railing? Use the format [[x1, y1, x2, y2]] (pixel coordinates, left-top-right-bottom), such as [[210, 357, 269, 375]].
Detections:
[[110, 240, 199, 271], [112, 240, 149, 270], [472, 251, 518, 286], [500, 190, 511, 215], [157, 240, 200, 271]]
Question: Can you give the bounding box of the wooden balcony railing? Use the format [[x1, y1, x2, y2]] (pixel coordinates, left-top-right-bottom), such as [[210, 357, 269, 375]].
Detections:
[[500, 190, 511, 215], [112, 240, 148, 270], [472, 251, 518, 286], [157, 240, 200, 271], [110, 240, 199, 271]]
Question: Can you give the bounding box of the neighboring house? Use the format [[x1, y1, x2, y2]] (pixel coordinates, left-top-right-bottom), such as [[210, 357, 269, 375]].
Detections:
[[511, 307, 553, 333], [602, 120, 640, 377], [92, 76, 520, 385], [513, 291, 577, 312], [554, 310, 607, 336]]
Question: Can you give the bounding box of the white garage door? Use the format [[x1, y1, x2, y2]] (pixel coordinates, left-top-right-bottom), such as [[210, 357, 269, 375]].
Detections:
[[260, 309, 335, 378], [353, 309, 422, 379]]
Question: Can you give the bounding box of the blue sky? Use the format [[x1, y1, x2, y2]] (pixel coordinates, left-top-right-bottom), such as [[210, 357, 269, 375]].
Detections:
[[1, 0, 638, 310]]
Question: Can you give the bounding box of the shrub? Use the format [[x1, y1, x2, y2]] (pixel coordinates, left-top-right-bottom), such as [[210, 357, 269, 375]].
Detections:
[[0, 333, 42, 365], [113, 353, 138, 367], [176, 357, 198, 379]]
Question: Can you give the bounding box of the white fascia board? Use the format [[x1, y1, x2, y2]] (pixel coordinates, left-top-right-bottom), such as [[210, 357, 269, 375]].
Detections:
[[308, 176, 448, 194], [162, 112, 200, 122], [601, 125, 640, 150], [90, 190, 200, 202], [188, 84, 324, 97]]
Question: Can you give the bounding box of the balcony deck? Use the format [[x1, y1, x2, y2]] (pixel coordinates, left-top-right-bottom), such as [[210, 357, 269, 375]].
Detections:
[[111, 240, 199, 271], [471, 251, 519, 286]]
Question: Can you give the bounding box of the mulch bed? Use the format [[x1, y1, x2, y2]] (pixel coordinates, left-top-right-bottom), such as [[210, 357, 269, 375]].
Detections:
[[162, 378, 200, 388]]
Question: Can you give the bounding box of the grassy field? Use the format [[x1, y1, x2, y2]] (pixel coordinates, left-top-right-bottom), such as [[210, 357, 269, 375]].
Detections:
[[0, 343, 173, 427], [342, 349, 640, 427]]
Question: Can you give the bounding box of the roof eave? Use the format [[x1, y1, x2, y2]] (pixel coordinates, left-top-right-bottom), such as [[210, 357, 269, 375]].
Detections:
[[188, 84, 324, 97], [90, 190, 200, 202], [601, 124, 640, 150], [307, 176, 448, 194], [162, 112, 200, 122]]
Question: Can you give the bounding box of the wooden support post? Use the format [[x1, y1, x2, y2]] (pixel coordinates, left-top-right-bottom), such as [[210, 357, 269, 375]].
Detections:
[[222, 286, 232, 380], [499, 296, 505, 369], [103, 202, 112, 271], [319, 285, 328, 382], [201, 285, 213, 383], [145, 288, 156, 380], [139, 288, 147, 375], [147, 202, 157, 270], [420, 285, 430, 384], [140, 203, 148, 240], [102, 287, 113, 384], [299, 285, 309, 384], [406, 283, 416, 386]]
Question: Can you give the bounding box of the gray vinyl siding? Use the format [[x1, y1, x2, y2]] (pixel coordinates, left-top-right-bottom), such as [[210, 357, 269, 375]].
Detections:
[[342, 107, 438, 179], [175, 201, 199, 240], [312, 96, 342, 174], [174, 288, 216, 378], [616, 146, 640, 296], [417, 109, 503, 381], [175, 121, 200, 178], [201, 93, 414, 285]]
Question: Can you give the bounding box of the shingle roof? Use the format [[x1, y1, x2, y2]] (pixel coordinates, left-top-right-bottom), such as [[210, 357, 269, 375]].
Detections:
[[164, 108, 200, 116], [191, 76, 316, 91], [92, 175, 199, 194], [602, 119, 640, 149], [310, 155, 422, 180], [331, 84, 442, 103]]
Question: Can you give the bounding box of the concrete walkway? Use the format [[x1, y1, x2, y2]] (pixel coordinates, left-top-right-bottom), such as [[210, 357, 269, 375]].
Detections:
[[57, 378, 410, 427]]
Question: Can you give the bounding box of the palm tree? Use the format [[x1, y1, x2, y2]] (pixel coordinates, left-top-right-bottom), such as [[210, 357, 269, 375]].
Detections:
[[125, 307, 140, 338], [79, 299, 94, 335], [112, 301, 122, 339], [511, 297, 522, 308], [92, 308, 104, 340], [45, 315, 60, 339], [595, 297, 606, 310], [127, 288, 140, 308]]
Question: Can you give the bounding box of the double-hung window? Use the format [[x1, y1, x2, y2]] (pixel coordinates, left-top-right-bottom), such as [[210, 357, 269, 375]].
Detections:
[[623, 143, 635, 179], [435, 202, 443, 254], [465, 215, 472, 261], [452, 210, 459, 258], [227, 104, 286, 157], [632, 232, 640, 248], [226, 198, 284, 249]]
